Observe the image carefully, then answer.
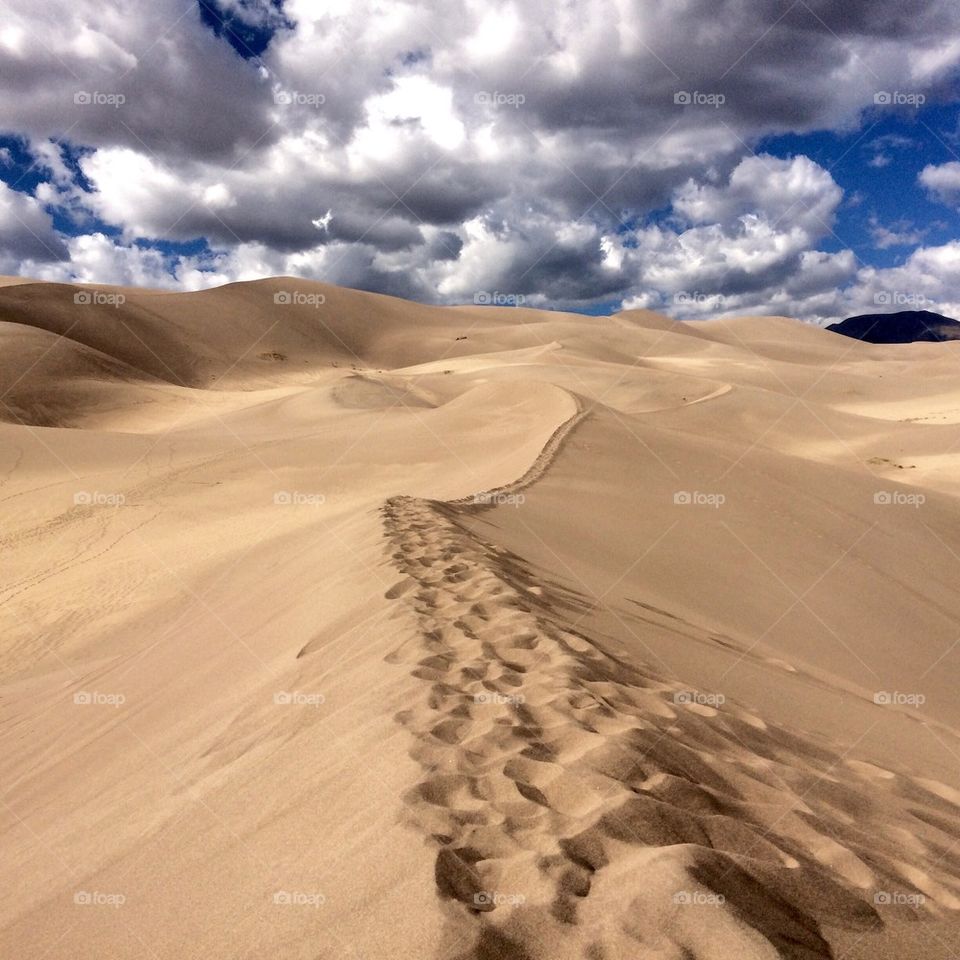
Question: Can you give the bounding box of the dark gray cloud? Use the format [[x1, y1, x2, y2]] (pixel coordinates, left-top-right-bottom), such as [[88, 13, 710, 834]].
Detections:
[[1, 0, 959, 321]]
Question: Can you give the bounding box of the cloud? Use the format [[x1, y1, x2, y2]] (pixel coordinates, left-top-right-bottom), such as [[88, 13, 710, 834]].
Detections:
[[671, 154, 842, 234], [839, 240, 960, 318], [920, 161, 960, 208], [869, 216, 926, 249], [0, 0, 275, 160], [0, 182, 67, 265], [616, 155, 849, 314], [27, 232, 172, 287], [2, 0, 960, 319]]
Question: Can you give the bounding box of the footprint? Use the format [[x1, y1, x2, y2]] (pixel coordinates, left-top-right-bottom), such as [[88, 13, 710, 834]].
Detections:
[[434, 847, 493, 911], [385, 578, 415, 599]]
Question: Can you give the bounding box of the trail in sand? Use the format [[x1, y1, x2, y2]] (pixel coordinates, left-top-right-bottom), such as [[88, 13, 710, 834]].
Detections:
[[4, 278, 960, 959], [382, 398, 960, 960]]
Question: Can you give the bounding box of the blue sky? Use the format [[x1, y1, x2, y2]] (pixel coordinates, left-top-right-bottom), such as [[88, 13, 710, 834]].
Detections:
[[197, 0, 291, 59], [2, 0, 960, 322], [760, 103, 960, 268]]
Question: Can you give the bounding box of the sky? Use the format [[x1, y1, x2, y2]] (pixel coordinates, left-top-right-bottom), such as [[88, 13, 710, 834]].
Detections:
[[2, 0, 960, 322]]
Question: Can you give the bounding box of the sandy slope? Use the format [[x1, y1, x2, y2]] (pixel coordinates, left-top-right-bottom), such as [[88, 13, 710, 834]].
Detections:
[[1, 278, 960, 958]]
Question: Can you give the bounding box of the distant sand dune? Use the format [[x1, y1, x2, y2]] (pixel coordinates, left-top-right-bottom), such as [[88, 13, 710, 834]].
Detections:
[[2, 278, 960, 958]]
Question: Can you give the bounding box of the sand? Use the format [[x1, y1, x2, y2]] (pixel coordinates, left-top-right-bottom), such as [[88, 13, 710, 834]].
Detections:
[[1, 277, 960, 958]]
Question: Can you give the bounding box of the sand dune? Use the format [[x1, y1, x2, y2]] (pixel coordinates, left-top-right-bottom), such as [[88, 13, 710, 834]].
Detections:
[[2, 278, 960, 958]]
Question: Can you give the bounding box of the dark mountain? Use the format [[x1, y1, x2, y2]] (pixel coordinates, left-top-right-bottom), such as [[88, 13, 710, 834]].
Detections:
[[826, 310, 960, 344]]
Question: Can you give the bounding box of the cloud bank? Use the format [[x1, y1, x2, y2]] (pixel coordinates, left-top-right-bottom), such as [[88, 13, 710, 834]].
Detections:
[[3, 0, 960, 321]]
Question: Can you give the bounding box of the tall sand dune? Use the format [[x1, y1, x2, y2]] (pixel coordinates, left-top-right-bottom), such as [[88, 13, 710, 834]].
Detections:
[[2, 279, 960, 958]]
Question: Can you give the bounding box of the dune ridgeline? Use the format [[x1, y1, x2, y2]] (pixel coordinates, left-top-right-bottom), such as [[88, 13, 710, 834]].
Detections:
[[2, 277, 960, 959]]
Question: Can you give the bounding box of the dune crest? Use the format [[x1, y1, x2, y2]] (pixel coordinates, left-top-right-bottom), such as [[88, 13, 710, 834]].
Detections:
[[382, 399, 960, 959], [3, 278, 960, 958]]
